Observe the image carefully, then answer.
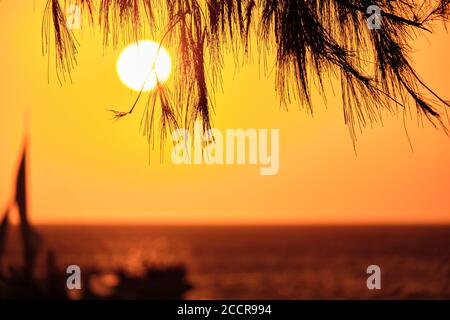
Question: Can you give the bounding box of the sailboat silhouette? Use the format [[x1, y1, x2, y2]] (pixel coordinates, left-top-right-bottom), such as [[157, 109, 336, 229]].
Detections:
[[0, 144, 41, 277], [16, 145, 41, 277], [0, 144, 192, 299]]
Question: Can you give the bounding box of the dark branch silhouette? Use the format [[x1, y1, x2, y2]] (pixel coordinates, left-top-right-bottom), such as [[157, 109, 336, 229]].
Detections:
[[42, 0, 450, 146]]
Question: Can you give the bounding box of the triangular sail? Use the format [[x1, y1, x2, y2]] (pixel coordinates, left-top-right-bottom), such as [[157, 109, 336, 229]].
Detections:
[[15, 146, 40, 276], [16, 149, 28, 228]]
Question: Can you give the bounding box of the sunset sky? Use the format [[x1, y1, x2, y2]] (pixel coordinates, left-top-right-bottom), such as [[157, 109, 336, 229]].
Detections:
[[0, 1, 449, 225]]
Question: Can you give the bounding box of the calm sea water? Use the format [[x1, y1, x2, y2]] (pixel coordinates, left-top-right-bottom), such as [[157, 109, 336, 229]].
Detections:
[[4, 226, 450, 299]]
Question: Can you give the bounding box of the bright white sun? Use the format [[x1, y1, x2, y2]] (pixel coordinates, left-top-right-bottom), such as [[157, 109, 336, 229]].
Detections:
[[116, 40, 172, 92]]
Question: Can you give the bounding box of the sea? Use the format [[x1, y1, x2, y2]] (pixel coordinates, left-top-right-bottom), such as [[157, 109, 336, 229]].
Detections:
[[3, 226, 450, 299]]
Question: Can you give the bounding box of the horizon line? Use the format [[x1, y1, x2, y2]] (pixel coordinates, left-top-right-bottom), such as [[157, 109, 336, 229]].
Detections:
[[8, 222, 450, 227]]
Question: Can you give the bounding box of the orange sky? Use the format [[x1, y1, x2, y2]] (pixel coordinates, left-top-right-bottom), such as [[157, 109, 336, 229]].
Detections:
[[0, 1, 449, 225]]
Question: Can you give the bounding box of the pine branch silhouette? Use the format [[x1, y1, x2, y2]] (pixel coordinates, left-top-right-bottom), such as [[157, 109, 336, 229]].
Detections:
[[42, 0, 450, 146]]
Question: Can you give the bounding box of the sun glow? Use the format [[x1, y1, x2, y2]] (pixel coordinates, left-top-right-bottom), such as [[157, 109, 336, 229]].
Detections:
[[116, 40, 172, 92]]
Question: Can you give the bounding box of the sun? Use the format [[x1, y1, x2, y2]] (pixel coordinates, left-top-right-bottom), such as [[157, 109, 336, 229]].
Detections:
[[116, 40, 172, 92]]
